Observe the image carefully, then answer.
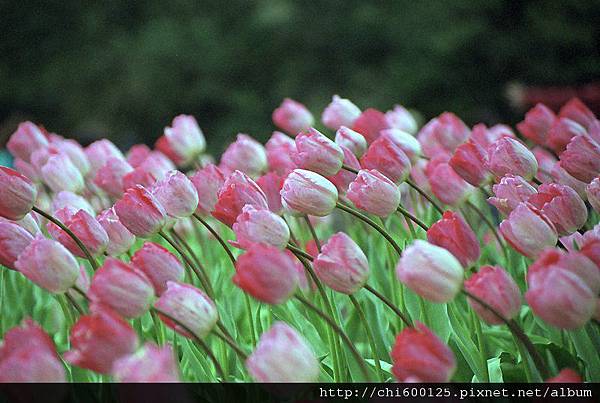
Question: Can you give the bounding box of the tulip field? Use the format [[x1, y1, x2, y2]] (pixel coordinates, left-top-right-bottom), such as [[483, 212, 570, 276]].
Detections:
[[1, 95, 600, 384]]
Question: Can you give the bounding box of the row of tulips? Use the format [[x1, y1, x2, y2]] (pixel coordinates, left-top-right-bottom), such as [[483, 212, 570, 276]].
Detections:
[[0, 94, 599, 383]]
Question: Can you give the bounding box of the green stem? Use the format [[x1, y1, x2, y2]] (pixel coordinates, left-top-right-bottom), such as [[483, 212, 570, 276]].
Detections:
[[303, 215, 321, 252], [212, 328, 249, 360], [397, 205, 429, 231], [465, 200, 509, 264], [349, 294, 384, 381], [287, 243, 314, 260], [363, 284, 412, 327], [170, 229, 214, 296], [472, 308, 490, 382], [406, 178, 444, 215], [192, 213, 237, 265], [64, 292, 84, 316], [282, 216, 300, 246]]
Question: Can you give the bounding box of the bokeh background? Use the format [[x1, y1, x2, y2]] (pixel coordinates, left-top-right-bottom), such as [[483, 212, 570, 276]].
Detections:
[[1, 0, 599, 155]]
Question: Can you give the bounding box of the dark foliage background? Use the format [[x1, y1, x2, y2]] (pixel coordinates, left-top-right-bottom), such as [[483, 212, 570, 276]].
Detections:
[[1, 0, 599, 154]]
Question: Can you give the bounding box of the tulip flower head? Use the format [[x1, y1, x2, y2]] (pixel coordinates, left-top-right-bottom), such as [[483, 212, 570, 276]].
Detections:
[[294, 128, 344, 176], [0, 166, 38, 221], [272, 98, 314, 135], [427, 211, 480, 268], [322, 95, 361, 130], [212, 170, 269, 226], [131, 242, 186, 296], [280, 169, 338, 217], [346, 169, 400, 217], [112, 343, 181, 382], [114, 185, 167, 237]]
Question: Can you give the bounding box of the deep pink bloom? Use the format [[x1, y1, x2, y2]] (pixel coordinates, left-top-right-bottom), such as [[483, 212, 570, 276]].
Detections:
[[94, 157, 133, 198], [0, 220, 35, 270], [131, 242, 185, 295], [272, 98, 314, 135], [335, 126, 368, 158], [47, 207, 109, 257], [246, 322, 320, 382], [360, 135, 411, 184], [471, 123, 515, 149], [13, 158, 40, 182], [499, 202, 557, 258], [256, 172, 284, 214], [559, 98, 596, 129], [326, 146, 359, 196], [533, 147, 557, 183], [528, 183, 587, 235], [488, 174, 537, 216], [559, 134, 600, 183], [391, 322, 456, 382], [85, 139, 125, 177], [212, 170, 268, 226], [381, 128, 422, 163], [0, 166, 38, 220], [155, 114, 206, 166], [427, 211, 480, 267], [96, 207, 136, 257], [546, 368, 582, 383], [321, 95, 361, 130], [112, 343, 180, 382], [126, 144, 152, 168], [0, 319, 65, 382], [89, 258, 154, 318], [351, 108, 389, 144], [396, 240, 464, 303], [233, 244, 299, 304], [516, 103, 557, 146], [232, 205, 290, 250], [155, 282, 218, 338], [190, 163, 226, 216], [294, 128, 344, 176], [114, 185, 166, 237], [551, 161, 587, 199], [417, 112, 470, 160], [151, 170, 199, 218], [464, 266, 521, 325], [347, 169, 400, 217], [547, 117, 587, 154], [313, 232, 369, 294], [65, 304, 139, 373], [265, 131, 297, 175], [7, 121, 49, 163], [449, 140, 491, 186], [385, 105, 418, 134], [425, 157, 474, 206], [219, 133, 268, 178], [280, 169, 338, 217], [587, 177, 600, 213], [487, 137, 538, 180]]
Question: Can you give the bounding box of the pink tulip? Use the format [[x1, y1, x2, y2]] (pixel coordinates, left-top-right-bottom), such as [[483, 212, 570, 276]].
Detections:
[[0, 220, 35, 270], [13, 158, 40, 182], [114, 185, 166, 237], [65, 303, 139, 373], [112, 343, 180, 382], [425, 157, 474, 206], [94, 157, 133, 198], [272, 98, 314, 135], [233, 244, 299, 304], [499, 202, 557, 258], [550, 161, 587, 200], [40, 151, 85, 193], [532, 147, 557, 183], [487, 174, 537, 216], [449, 140, 491, 186], [487, 137, 538, 180], [212, 170, 268, 226], [396, 240, 464, 303], [85, 139, 125, 177], [190, 163, 226, 216], [417, 112, 470, 160], [294, 128, 344, 176], [409, 158, 430, 192], [548, 117, 587, 154], [7, 121, 49, 162], [360, 136, 411, 184], [232, 205, 290, 250], [586, 177, 600, 213], [471, 123, 515, 149], [50, 137, 91, 177], [381, 128, 422, 163], [516, 103, 557, 146], [151, 170, 199, 218], [546, 368, 582, 383], [528, 183, 587, 235], [559, 98, 596, 129], [265, 131, 298, 175], [155, 282, 218, 339], [326, 146, 359, 197], [0, 319, 65, 382], [126, 144, 152, 167], [347, 169, 400, 217], [313, 232, 369, 294], [385, 105, 418, 134], [155, 114, 206, 166], [96, 207, 135, 256], [256, 172, 284, 214], [464, 266, 521, 325], [427, 211, 480, 268], [47, 207, 109, 257], [321, 95, 361, 130], [131, 242, 185, 295], [560, 134, 600, 183], [52, 190, 95, 216], [280, 169, 338, 217], [0, 166, 38, 220], [335, 126, 368, 158], [391, 322, 456, 382], [351, 108, 389, 144], [246, 322, 320, 382], [220, 133, 268, 178]]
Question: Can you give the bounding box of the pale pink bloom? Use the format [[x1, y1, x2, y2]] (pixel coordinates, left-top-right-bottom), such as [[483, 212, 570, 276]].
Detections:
[[155, 114, 206, 166], [294, 128, 344, 176], [0, 166, 37, 220], [272, 98, 314, 136], [487, 137, 538, 180], [417, 112, 470, 160], [112, 343, 180, 382], [499, 202, 557, 258], [347, 169, 400, 217], [265, 131, 297, 175], [232, 205, 290, 250], [335, 126, 367, 158], [280, 169, 338, 217], [131, 242, 185, 296], [7, 121, 49, 162], [190, 163, 226, 216], [321, 95, 361, 130], [528, 183, 587, 235], [385, 105, 418, 134], [220, 133, 267, 178]]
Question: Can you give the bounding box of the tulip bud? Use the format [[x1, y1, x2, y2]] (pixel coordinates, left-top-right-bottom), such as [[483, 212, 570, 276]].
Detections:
[[233, 245, 299, 304], [190, 163, 226, 216], [550, 161, 588, 201], [265, 131, 298, 175], [335, 126, 368, 158], [0, 166, 38, 220], [499, 202, 557, 258], [219, 134, 268, 178], [89, 258, 154, 318], [47, 207, 109, 257], [487, 137, 538, 180], [39, 151, 85, 193], [212, 170, 269, 226], [65, 304, 139, 373], [151, 170, 199, 218], [546, 368, 582, 383], [112, 343, 180, 382], [396, 240, 464, 303], [427, 211, 480, 268], [114, 185, 166, 237], [313, 232, 369, 294], [280, 169, 338, 217], [528, 183, 587, 235], [326, 146, 359, 197], [13, 158, 40, 182], [464, 266, 521, 325], [391, 322, 456, 382], [272, 98, 314, 135], [559, 98, 596, 129], [0, 319, 65, 382], [131, 242, 185, 295], [246, 322, 320, 382], [548, 117, 587, 154], [425, 157, 474, 206], [7, 121, 49, 162], [155, 282, 218, 339], [321, 95, 361, 130], [52, 190, 95, 216], [381, 128, 422, 163], [0, 220, 34, 270], [256, 172, 284, 214], [127, 144, 152, 167], [471, 123, 515, 149], [487, 174, 537, 216], [533, 147, 557, 183], [96, 207, 135, 256], [417, 112, 470, 160], [385, 105, 418, 135], [587, 177, 600, 213], [351, 108, 389, 144], [560, 134, 600, 183], [94, 158, 133, 198], [155, 114, 206, 166], [516, 103, 556, 146], [294, 128, 344, 176], [347, 169, 400, 217], [14, 212, 41, 236], [232, 205, 290, 250], [449, 140, 491, 186], [85, 139, 126, 178], [360, 136, 411, 184], [14, 234, 79, 293]]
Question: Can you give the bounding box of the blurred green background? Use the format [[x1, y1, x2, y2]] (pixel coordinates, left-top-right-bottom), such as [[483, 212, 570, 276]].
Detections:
[[1, 0, 599, 154]]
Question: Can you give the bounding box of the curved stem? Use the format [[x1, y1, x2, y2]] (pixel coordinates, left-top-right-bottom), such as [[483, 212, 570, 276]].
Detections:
[[341, 164, 359, 174], [194, 336, 227, 382], [406, 179, 444, 215], [32, 206, 99, 270], [349, 294, 384, 381], [471, 308, 490, 382], [465, 200, 509, 264], [169, 229, 214, 297], [396, 205, 429, 231], [303, 215, 321, 252], [282, 216, 299, 246], [212, 328, 249, 360], [295, 293, 372, 381], [192, 213, 236, 266], [287, 243, 315, 261], [363, 284, 412, 327], [65, 292, 84, 315], [335, 202, 403, 256]]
